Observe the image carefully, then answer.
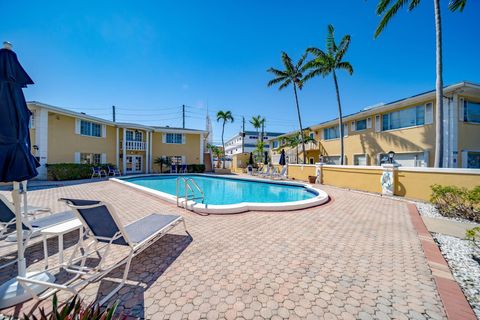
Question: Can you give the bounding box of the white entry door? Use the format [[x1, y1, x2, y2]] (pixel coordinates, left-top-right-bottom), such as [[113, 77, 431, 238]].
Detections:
[[126, 155, 143, 173]]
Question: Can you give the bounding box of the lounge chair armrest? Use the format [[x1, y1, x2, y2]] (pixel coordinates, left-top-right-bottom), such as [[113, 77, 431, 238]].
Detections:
[[59, 198, 106, 210]]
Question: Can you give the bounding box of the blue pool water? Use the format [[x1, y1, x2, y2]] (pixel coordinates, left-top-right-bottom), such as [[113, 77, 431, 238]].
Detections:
[[122, 175, 317, 205]]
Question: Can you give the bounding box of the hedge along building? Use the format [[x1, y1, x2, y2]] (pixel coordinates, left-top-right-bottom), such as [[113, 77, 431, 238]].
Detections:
[[270, 81, 480, 168], [28, 102, 208, 179]]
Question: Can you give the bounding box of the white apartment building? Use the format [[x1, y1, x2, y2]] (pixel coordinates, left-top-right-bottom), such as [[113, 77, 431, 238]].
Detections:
[[224, 131, 284, 157]]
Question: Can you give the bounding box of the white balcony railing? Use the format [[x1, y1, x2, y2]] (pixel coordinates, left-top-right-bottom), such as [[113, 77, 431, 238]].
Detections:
[[304, 142, 318, 151], [122, 140, 146, 151]]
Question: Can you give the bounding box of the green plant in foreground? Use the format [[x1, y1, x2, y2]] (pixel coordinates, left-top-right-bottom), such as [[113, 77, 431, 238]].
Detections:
[[430, 184, 480, 223], [23, 294, 123, 320], [466, 226, 480, 251]]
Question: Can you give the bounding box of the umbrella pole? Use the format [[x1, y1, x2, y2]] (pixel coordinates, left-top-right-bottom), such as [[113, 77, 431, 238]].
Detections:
[[21, 181, 28, 218], [13, 181, 26, 278], [0, 181, 55, 309]]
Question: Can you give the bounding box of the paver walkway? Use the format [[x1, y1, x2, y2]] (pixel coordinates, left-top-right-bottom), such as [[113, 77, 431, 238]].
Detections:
[[422, 217, 479, 239], [0, 181, 448, 319]]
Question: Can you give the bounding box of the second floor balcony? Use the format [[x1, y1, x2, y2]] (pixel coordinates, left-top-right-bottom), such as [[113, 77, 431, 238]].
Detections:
[[121, 140, 146, 151]]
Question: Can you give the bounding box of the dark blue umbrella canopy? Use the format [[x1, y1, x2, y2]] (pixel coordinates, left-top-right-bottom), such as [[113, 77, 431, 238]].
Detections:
[[0, 48, 39, 182], [279, 149, 286, 166], [248, 152, 254, 165], [264, 151, 268, 165]]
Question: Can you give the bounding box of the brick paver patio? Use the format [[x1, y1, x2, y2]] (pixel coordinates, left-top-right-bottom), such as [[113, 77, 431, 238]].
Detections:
[[0, 180, 448, 319]]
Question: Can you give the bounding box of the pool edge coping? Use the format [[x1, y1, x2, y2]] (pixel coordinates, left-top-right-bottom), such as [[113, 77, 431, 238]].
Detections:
[[110, 173, 329, 214]]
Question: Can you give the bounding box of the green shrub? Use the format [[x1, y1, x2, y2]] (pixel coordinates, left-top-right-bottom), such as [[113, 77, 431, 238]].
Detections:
[[22, 294, 124, 320], [187, 164, 205, 173], [466, 226, 480, 251], [47, 163, 113, 181], [430, 185, 480, 222]]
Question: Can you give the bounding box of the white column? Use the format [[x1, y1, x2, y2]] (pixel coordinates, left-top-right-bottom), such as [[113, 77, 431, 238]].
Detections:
[[122, 128, 127, 174], [199, 133, 204, 164], [36, 108, 48, 180], [146, 131, 150, 173], [115, 127, 119, 168]]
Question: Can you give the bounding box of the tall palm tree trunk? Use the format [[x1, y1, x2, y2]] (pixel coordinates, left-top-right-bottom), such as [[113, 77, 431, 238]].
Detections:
[[333, 72, 345, 165], [222, 122, 226, 169], [293, 83, 306, 164], [433, 0, 444, 168]]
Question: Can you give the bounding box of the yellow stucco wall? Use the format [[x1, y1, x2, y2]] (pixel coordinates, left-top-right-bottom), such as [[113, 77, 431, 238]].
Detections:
[[287, 165, 316, 181], [151, 132, 201, 164], [396, 170, 480, 201], [322, 167, 383, 193], [317, 101, 436, 166], [47, 112, 117, 164]]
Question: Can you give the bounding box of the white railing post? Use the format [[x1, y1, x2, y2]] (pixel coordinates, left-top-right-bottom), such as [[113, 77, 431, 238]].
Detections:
[[315, 162, 324, 184], [381, 164, 399, 196]]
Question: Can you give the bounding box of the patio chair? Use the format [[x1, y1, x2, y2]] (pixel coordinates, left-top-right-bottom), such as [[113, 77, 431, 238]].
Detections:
[[0, 195, 76, 269], [180, 164, 187, 173], [91, 167, 107, 178], [107, 166, 121, 176], [18, 198, 188, 305], [170, 164, 178, 173], [258, 166, 271, 178], [272, 166, 287, 180]]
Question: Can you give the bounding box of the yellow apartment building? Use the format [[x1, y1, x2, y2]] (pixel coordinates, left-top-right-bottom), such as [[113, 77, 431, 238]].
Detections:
[[28, 102, 208, 179], [270, 82, 480, 168]]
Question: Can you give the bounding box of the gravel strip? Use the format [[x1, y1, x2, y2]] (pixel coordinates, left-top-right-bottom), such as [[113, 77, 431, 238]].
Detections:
[[416, 202, 477, 224], [433, 233, 480, 319]]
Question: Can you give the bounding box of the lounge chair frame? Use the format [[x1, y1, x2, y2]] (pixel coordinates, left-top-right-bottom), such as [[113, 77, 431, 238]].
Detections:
[[18, 200, 188, 305]]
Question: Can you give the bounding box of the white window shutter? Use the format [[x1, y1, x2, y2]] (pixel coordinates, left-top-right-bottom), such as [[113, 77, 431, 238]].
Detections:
[[319, 130, 324, 140], [162, 133, 166, 143], [102, 124, 107, 138], [182, 134, 186, 144], [459, 98, 464, 122], [343, 124, 348, 137], [351, 121, 355, 132], [367, 117, 372, 129], [101, 153, 107, 164], [75, 119, 81, 134], [425, 103, 433, 124], [182, 155, 186, 164], [375, 115, 381, 132], [365, 154, 369, 165], [461, 150, 468, 168], [74, 152, 80, 164]]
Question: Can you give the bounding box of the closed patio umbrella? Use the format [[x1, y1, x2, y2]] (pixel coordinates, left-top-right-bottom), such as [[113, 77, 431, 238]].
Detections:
[[279, 149, 286, 166], [264, 151, 269, 165], [0, 42, 54, 308], [248, 152, 254, 166]]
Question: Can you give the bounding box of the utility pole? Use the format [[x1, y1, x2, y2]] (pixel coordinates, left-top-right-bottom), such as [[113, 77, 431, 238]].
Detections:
[[182, 104, 185, 128], [242, 116, 245, 153], [112, 105, 116, 122]]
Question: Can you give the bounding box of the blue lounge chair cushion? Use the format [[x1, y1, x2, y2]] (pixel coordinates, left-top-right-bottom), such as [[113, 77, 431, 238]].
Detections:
[[123, 214, 181, 244]]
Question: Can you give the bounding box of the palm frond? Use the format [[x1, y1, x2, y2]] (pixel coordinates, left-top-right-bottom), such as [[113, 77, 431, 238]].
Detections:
[[374, 0, 409, 38], [266, 67, 287, 77], [408, 0, 421, 11], [296, 53, 308, 70], [449, 0, 467, 11], [306, 47, 328, 59], [376, 0, 392, 14], [335, 35, 351, 63], [278, 78, 292, 91], [267, 76, 288, 88], [281, 52, 295, 73], [326, 24, 337, 56], [337, 61, 353, 75]]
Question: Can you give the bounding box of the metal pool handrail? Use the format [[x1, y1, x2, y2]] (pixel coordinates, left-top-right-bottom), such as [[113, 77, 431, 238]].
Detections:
[[176, 177, 205, 210]]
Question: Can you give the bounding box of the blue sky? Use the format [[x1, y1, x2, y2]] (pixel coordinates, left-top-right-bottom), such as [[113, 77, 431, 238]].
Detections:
[[2, 0, 479, 143]]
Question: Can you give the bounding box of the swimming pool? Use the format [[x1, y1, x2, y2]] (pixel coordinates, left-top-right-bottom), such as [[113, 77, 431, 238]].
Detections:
[[112, 174, 329, 214]]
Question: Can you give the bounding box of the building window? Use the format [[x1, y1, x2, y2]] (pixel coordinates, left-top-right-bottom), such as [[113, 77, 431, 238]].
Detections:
[[309, 132, 315, 139], [323, 126, 340, 140], [355, 119, 367, 131], [464, 100, 480, 123], [80, 153, 101, 165], [29, 112, 35, 129], [126, 130, 143, 141], [166, 133, 183, 144], [354, 154, 367, 166], [80, 120, 101, 137], [272, 141, 279, 149], [382, 105, 425, 131], [467, 152, 480, 168]]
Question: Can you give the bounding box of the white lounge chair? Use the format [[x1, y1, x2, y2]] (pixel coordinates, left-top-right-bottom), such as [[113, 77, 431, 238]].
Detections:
[[18, 198, 189, 305], [258, 166, 271, 178], [272, 166, 287, 180]]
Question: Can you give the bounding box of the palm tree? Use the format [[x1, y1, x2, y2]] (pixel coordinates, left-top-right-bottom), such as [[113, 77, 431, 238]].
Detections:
[[374, 0, 468, 168], [216, 110, 234, 169], [304, 25, 353, 165], [153, 156, 171, 173], [267, 52, 308, 164], [250, 115, 266, 161]]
